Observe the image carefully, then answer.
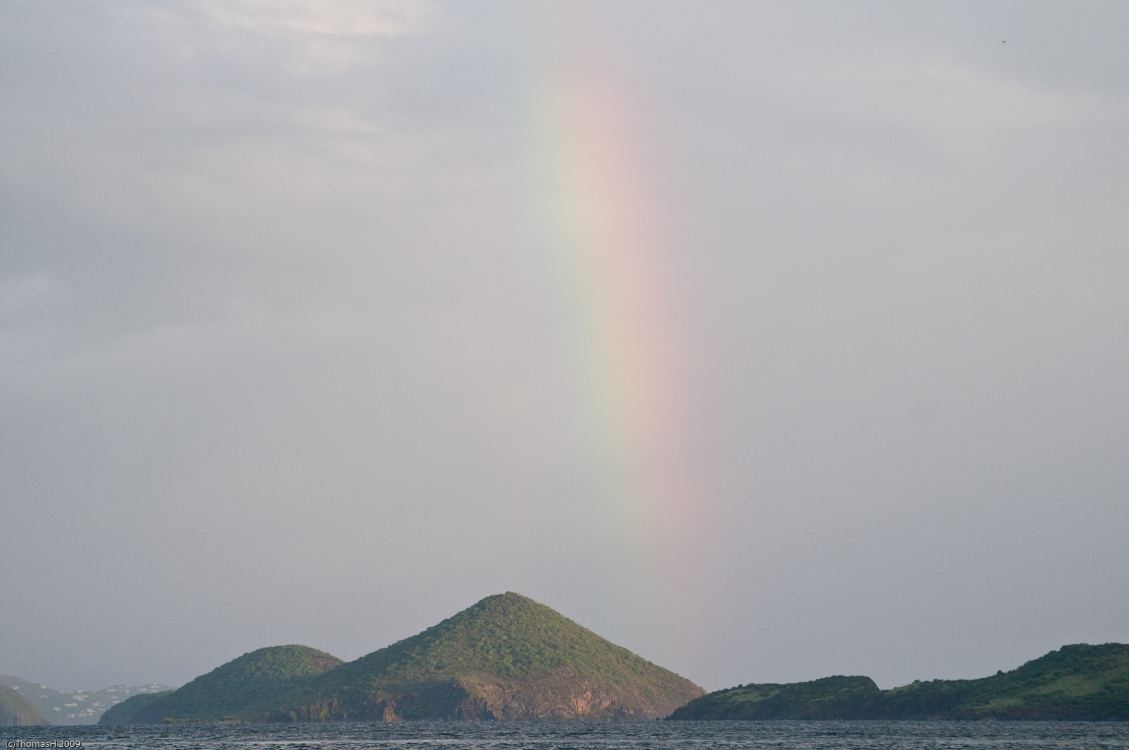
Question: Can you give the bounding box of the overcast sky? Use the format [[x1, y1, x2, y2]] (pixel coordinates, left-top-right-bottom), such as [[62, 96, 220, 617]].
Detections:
[[2, 0, 1128, 694]]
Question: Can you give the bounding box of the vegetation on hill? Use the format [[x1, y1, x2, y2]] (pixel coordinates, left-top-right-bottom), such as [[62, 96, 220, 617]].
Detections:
[[0, 684, 46, 726], [886, 643, 1129, 719], [670, 643, 1129, 720], [98, 645, 342, 724], [100, 593, 703, 723], [97, 691, 173, 725], [669, 676, 881, 720]]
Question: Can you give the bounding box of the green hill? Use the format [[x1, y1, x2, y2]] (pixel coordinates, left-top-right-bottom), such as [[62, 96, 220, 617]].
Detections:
[[98, 690, 173, 725], [102, 593, 703, 722], [276, 592, 703, 721], [99, 645, 343, 724], [670, 643, 1129, 720], [668, 675, 882, 720], [885, 643, 1129, 719], [1, 685, 46, 726]]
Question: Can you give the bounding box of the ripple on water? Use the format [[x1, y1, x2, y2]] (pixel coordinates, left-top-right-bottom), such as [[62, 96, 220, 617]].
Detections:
[[4, 721, 1129, 750]]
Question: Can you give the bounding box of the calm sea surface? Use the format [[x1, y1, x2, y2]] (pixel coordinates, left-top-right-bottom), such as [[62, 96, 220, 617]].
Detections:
[[5, 721, 1129, 749]]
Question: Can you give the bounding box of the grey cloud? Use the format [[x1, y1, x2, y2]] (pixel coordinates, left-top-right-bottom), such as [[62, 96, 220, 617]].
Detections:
[[1, 1, 1127, 692]]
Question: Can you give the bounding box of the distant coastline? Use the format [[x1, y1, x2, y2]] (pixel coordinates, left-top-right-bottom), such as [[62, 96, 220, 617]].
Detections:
[[89, 595, 1127, 724], [672, 643, 1129, 721], [7, 596, 1125, 726]]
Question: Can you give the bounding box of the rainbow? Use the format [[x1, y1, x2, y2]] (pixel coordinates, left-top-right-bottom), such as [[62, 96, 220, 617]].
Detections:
[[527, 51, 695, 554]]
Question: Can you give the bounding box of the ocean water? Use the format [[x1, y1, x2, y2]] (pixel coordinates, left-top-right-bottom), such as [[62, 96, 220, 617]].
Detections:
[[5, 721, 1129, 749]]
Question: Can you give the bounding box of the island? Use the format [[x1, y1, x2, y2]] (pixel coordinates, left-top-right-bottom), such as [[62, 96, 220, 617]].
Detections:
[[101, 592, 703, 723]]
